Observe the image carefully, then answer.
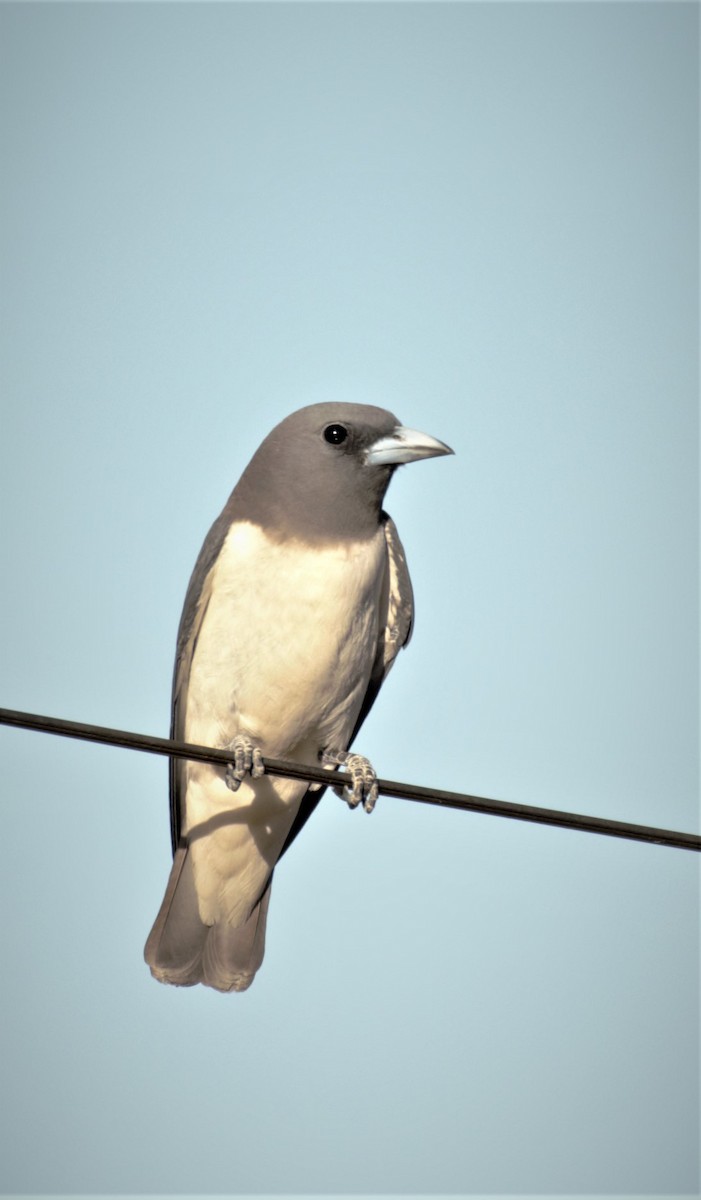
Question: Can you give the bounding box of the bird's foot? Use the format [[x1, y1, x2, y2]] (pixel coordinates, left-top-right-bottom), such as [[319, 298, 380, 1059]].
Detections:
[[224, 734, 265, 792], [321, 749, 379, 813]]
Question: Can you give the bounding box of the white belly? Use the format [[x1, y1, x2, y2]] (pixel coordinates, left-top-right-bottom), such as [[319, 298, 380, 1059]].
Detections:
[[181, 521, 386, 923]]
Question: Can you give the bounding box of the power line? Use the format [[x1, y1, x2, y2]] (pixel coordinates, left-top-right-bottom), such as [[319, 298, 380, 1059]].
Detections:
[[1, 705, 699, 853]]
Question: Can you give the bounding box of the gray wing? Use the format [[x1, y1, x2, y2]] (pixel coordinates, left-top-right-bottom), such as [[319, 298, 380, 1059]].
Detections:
[[279, 510, 413, 856], [168, 506, 235, 853], [350, 511, 414, 737]]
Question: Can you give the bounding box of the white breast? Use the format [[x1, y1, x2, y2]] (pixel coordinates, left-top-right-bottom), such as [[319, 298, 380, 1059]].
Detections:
[[184, 520, 387, 760]]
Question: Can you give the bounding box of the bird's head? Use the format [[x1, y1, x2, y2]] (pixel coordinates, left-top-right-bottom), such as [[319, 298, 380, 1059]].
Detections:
[[231, 402, 453, 542]]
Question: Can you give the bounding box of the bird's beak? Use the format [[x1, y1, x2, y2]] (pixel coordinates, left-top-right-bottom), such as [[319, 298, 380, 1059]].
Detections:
[[365, 425, 454, 466]]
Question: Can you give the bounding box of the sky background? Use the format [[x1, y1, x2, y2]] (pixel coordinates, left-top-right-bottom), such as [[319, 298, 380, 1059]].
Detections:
[[0, 2, 698, 1198]]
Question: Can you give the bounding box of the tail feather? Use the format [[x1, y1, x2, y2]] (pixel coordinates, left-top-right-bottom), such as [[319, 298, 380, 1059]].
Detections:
[[144, 845, 272, 992], [202, 878, 271, 992]]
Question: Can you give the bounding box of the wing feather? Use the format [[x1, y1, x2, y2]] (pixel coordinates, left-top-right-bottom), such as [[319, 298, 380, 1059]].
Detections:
[[279, 511, 413, 856], [169, 507, 235, 852]]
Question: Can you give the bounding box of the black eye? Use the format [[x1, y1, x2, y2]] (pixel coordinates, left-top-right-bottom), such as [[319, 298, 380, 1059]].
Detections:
[[323, 423, 348, 446]]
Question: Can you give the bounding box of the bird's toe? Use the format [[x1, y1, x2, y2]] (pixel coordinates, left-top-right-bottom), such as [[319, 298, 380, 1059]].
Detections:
[[224, 734, 265, 792], [322, 748, 378, 812]]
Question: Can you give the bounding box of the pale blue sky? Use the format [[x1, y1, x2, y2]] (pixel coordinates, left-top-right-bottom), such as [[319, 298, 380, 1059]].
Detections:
[[0, 2, 698, 1197]]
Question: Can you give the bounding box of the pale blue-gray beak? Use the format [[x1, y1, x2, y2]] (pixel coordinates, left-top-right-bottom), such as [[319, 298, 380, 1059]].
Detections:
[[365, 425, 454, 466]]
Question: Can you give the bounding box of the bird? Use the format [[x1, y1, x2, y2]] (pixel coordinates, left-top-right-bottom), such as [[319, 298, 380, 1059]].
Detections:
[[144, 402, 452, 992]]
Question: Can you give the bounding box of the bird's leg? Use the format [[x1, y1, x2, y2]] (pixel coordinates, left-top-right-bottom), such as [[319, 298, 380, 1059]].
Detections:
[[224, 734, 265, 792], [321, 749, 379, 813]]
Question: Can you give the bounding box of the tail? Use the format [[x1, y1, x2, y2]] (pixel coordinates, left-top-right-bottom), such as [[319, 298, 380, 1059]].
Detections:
[[144, 845, 272, 992]]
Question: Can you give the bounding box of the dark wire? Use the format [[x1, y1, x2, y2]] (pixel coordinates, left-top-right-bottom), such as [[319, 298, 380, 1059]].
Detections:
[[1, 705, 699, 852]]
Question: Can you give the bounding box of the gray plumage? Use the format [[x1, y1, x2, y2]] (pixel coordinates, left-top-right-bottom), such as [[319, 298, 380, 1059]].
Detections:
[[144, 402, 452, 991]]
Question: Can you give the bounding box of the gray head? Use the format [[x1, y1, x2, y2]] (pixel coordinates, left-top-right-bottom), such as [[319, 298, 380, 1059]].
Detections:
[[227, 402, 453, 542]]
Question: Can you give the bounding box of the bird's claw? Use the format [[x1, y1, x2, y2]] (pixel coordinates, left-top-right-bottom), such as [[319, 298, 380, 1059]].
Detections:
[[225, 734, 265, 792], [322, 749, 379, 813]]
